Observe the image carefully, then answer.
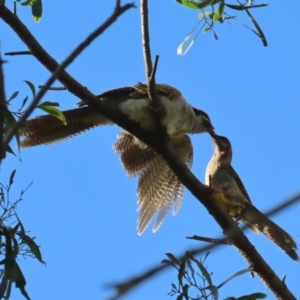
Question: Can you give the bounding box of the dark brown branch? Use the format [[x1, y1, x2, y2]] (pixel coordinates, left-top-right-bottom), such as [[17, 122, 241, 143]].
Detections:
[[0, 1, 136, 148], [0, 3, 297, 300], [5, 51, 31, 56], [186, 235, 231, 245], [141, 1, 167, 140], [38, 85, 66, 91], [106, 244, 217, 300], [108, 191, 300, 299], [0, 53, 7, 159], [140, 0, 152, 78]]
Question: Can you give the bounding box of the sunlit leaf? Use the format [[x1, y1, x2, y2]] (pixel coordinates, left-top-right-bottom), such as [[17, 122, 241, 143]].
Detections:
[[178, 32, 194, 56], [176, 0, 214, 9], [37, 102, 67, 125], [32, 0, 42, 22], [213, 0, 224, 22]]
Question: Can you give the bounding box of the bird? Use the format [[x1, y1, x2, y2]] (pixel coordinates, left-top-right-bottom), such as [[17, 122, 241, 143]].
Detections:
[[19, 83, 214, 147], [205, 134, 298, 260], [19, 83, 214, 234]]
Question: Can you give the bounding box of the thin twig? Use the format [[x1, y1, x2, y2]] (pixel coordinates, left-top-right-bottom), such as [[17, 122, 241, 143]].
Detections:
[[5, 51, 31, 56], [1, 3, 297, 300], [0, 53, 7, 159], [38, 85, 66, 91], [0, 1, 136, 149], [140, 0, 152, 78], [186, 235, 231, 245], [141, 0, 167, 140], [107, 190, 300, 299]]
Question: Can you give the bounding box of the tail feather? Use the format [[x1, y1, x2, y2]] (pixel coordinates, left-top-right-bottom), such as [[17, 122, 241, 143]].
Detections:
[[19, 107, 112, 147], [242, 204, 299, 261]]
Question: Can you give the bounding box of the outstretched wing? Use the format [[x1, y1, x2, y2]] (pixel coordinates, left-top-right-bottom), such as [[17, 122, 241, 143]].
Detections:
[[114, 133, 193, 235]]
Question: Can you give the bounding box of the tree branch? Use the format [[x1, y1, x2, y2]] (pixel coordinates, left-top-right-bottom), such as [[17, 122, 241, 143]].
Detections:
[[0, 53, 7, 159], [0, 3, 297, 299], [0, 1, 136, 149], [108, 191, 300, 299]]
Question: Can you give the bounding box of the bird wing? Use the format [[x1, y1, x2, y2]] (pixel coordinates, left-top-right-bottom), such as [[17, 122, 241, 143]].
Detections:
[[223, 164, 252, 204], [19, 106, 111, 147], [114, 133, 193, 235]]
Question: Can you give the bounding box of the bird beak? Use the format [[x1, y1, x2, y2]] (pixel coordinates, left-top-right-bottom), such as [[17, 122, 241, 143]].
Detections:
[[208, 127, 216, 136]]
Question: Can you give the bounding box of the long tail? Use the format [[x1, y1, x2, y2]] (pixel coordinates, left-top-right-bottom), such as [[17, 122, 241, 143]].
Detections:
[[19, 107, 113, 147], [242, 204, 298, 260]]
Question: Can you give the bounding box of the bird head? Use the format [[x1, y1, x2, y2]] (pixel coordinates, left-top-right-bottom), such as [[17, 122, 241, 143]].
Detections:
[[192, 108, 215, 135], [211, 134, 232, 164]]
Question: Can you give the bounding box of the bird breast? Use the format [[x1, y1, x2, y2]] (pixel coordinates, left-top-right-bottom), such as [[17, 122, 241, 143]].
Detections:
[[119, 95, 199, 137]]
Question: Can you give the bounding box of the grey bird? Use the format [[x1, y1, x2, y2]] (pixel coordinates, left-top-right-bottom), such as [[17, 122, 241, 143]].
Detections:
[[19, 83, 214, 234], [205, 134, 298, 260]]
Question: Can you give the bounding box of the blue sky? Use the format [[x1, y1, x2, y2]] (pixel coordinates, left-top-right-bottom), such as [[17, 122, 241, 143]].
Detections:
[[1, 1, 300, 299]]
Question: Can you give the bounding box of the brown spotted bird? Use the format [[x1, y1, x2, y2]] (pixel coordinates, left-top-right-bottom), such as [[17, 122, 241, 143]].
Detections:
[[205, 134, 298, 260], [19, 83, 214, 234]]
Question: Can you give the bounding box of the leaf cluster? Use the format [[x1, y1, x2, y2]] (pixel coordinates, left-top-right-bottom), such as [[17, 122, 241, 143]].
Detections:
[[0, 170, 45, 299], [163, 252, 267, 300]]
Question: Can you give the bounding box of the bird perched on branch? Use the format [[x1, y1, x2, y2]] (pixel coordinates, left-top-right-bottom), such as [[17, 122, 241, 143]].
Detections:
[[20, 83, 214, 146], [205, 134, 298, 260], [19, 83, 214, 234]]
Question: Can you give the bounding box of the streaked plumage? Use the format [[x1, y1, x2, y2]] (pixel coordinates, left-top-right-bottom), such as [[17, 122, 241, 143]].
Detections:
[[206, 134, 298, 260], [114, 132, 193, 235], [20, 83, 214, 147], [19, 83, 214, 234]]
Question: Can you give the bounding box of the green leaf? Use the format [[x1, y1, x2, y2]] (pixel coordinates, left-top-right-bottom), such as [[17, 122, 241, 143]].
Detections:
[[245, 9, 267, 47], [190, 256, 213, 286], [32, 0, 42, 22], [165, 253, 180, 266], [14, 263, 31, 300], [176, 0, 214, 10], [19, 96, 29, 111], [5, 144, 16, 157], [4, 110, 21, 150], [9, 222, 20, 235], [177, 32, 194, 56], [182, 284, 189, 300], [23, 80, 36, 98], [237, 293, 267, 300], [38, 101, 60, 107], [9, 170, 16, 187], [185, 257, 195, 278], [206, 285, 219, 300], [17, 233, 45, 264], [37, 103, 67, 125], [178, 259, 186, 288], [213, 0, 224, 22], [217, 267, 253, 289], [161, 259, 179, 269], [0, 272, 8, 298], [15, 215, 45, 264], [7, 91, 19, 103]]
